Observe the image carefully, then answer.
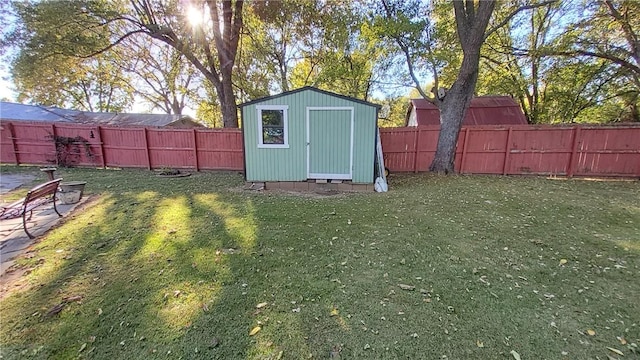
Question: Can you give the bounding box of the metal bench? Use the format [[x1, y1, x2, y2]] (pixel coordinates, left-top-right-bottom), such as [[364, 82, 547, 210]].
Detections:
[[0, 178, 63, 239]]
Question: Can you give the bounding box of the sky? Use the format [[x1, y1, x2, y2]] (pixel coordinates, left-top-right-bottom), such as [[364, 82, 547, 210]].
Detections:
[[1, 70, 16, 102]]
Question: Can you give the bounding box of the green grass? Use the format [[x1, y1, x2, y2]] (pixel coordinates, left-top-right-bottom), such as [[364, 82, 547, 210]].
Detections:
[[0, 165, 638, 359]]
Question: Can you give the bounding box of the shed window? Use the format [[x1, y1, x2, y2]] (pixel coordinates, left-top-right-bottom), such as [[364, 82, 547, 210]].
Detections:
[[257, 105, 288, 148]]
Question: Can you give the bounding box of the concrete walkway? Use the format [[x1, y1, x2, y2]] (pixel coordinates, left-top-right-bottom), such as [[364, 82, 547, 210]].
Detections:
[[0, 172, 91, 277], [0, 200, 88, 276], [0, 174, 36, 194]]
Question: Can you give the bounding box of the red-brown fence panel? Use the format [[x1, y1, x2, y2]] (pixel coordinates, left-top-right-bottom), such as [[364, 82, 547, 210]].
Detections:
[[575, 127, 640, 176], [380, 124, 640, 177], [52, 124, 103, 167], [99, 127, 149, 168], [146, 128, 196, 169], [0, 121, 244, 171], [505, 126, 574, 175], [195, 129, 243, 170], [0, 122, 18, 164], [459, 127, 510, 174], [380, 127, 419, 172], [4, 122, 56, 165]]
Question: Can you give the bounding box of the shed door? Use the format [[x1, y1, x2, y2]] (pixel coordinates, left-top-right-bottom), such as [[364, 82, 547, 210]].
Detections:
[[307, 107, 354, 180]]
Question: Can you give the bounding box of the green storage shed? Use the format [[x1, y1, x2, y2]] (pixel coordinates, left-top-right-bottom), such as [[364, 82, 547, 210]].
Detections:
[[240, 87, 381, 184]]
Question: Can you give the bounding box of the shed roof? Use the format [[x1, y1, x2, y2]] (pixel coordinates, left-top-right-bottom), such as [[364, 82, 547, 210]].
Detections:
[[238, 86, 382, 109], [407, 96, 528, 126], [0, 101, 202, 127]]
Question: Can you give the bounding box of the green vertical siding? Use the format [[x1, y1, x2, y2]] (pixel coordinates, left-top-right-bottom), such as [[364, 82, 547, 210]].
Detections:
[[242, 88, 377, 183]]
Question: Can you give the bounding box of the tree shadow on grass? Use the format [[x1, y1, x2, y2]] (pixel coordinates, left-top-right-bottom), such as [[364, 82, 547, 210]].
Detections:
[[0, 184, 268, 359]]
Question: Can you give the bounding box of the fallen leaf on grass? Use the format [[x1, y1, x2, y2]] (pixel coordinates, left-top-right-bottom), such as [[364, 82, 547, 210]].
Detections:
[[63, 295, 83, 303], [607, 347, 624, 356], [209, 337, 220, 348], [559, 259, 568, 266], [587, 329, 596, 336], [330, 344, 342, 359], [330, 308, 339, 317], [476, 340, 484, 348], [45, 303, 66, 317], [617, 336, 627, 345], [510, 350, 521, 360], [249, 326, 261, 336], [97, 308, 103, 316], [256, 302, 268, 309], [398, 284, 415, 291]]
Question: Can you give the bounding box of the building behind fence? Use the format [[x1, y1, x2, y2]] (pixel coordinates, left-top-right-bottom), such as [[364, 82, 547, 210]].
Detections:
[[1, 121, 639, 177]]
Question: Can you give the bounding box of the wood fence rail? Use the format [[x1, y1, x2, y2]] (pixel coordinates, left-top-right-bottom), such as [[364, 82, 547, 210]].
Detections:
[[1, 121, 639, 177]]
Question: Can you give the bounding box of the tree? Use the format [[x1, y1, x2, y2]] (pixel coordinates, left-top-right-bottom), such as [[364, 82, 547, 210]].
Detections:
[[372, 0, 556, 173], [469, 0, 636, 124], [552, 0, 640, 122], [242, 0, 384, 101], [424, 1, 496, 172], [4, 0, 244, 127], [127, 0, 244, 127], [7, 0, 135, 112], [117, 37, 202, 115]]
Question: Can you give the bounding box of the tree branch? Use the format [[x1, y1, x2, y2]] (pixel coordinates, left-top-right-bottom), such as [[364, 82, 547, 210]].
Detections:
[[75, 29, 148, 58], [484, 0, 558, 41]]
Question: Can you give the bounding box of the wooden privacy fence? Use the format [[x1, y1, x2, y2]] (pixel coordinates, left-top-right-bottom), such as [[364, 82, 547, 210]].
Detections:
[[0, 122, 243, 171], [381, 125, 640, 177], [1, 121, 639, 177]]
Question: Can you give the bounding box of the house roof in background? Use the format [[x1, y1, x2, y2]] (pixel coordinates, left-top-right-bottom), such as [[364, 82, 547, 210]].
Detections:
[[408, 96, 528, 126], [0, 102, 77, 123], [0, 102, 201, 127]]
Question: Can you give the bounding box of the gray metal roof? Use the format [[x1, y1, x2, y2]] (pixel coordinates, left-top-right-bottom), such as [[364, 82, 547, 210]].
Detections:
[[0, 102, 201, 127], [0, 102, 77, 122]]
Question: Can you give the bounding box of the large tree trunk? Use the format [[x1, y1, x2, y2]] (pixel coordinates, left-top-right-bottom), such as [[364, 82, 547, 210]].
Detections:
[[429, 0, 496, 173], [220, 69, 239, 128], [429, 55, 480, 173]]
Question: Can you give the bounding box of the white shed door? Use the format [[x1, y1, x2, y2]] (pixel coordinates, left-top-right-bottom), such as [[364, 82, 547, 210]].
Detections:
[[306, 107, 354, 180]]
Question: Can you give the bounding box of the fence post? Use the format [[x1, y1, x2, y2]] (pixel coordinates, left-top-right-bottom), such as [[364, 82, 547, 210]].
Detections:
[[567, 126, 581, 177], [51, 123, 58, 166], [460, 128, 470, 174], [95, 126, 106, 168], [192, 128, 199, 171], [503, 127, 513, 175], [142, 127, 151, 170], [7, 122, 19, 165], [412, 128, 420, 173]]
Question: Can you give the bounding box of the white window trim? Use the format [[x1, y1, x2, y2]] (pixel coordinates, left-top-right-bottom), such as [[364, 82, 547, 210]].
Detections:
[[256, 105, 289, 148]]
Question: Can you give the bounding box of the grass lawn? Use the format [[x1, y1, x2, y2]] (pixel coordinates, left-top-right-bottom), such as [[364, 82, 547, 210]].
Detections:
[[0, 166, 638, 359]]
